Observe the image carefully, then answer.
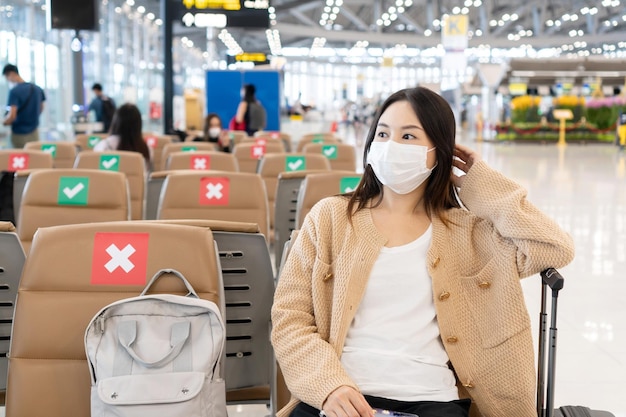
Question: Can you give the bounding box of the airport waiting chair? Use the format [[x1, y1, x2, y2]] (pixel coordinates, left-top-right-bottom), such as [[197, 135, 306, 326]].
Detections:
[[0, 149, 53, 172], [295, 171, 362, 228], [24, 141, 78, 168], [156, 171, 270, 243], [149, 219, 275, 410], [74, 133, 108, 151], [165, 150, 239, 172], [0, 222, 25, 396], [241, 136, 284, 149], [302, 142, 357, 171], [74, 150, 146, 220], [6, 221, 224, 417], [16, 169, 130, 254], [143, 134, 173, 173], [232, 142, 285, 173], [296, 133, 339, 152], [258, 153, 330, 243], [253, 131, 293, 152], [273, 170, 329, 270], [227, 130, 249, 148], [160, 142, 219, 171]]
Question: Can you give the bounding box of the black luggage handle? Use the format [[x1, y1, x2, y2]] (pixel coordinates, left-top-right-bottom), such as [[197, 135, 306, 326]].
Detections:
[[541, 268, 564, 292], [537, 268, 564, 417]]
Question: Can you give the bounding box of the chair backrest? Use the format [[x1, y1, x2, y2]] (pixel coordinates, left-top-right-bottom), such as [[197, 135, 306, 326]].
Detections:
[[273, 170, 329, 270], [232, 142, 285, 174], [156, 171, 270, 242], [241, 136, 284, 148], [16, 169, 130, 253], [166, 151, 239, 172], [24, 141, 78, 168], [0, 222, 25, 392], [74, 133, 108, 151], [226, 130, 249, 148], [302, 142, 357, 171], [74, 150, 146, 220], [253, 131, 293, 152], [6, 221, 224, 417], [144, 134, 173, 172], [0, 150, 53, 171], [257, 153, 331, 237], [160, 142, 219, 171], [296, 171, 362, 228], [296, 133, 339, 152]]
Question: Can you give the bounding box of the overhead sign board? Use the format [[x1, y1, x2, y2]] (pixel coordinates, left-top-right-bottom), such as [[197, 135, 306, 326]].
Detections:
[[179, 0, 269, 28]]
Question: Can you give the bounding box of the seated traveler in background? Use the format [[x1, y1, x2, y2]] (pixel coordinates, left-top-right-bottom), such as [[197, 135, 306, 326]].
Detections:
[[94, 103, 152, 170], [235, 83, 266, 136], [192, 113, 229, 151], [271, 86, 575, 417]]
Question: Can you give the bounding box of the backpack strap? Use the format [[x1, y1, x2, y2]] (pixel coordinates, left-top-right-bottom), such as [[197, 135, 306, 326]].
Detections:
[[140, 268, 199, 298]]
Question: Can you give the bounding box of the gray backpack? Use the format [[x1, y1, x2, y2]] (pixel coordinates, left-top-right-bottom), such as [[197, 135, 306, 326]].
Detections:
[[85, 269, 227, 417]]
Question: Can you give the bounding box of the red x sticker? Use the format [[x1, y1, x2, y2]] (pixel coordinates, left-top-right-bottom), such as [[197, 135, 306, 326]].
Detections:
[[91, 233, 150, 285], [145, 136, 157, 148], [190, 155, 210, 170], [251, 144, 266, 159], [8, 153, 29, 171], [199, 177, 229, 206], [255, 138, 267, 146]]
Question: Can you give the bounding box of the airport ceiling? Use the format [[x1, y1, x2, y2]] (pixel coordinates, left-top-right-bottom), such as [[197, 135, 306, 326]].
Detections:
[[162, 0, 626, 54]]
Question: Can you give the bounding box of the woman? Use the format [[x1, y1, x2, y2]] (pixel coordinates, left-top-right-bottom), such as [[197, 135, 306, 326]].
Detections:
[[271, 87, 575, 417], [234, 84, 266, 136], [193, 113, 229, 151], [94, 103, 152, 169]]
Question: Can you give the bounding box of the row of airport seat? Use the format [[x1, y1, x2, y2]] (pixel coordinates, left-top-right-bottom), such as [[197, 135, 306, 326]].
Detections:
[[0, 163, 353, 414]]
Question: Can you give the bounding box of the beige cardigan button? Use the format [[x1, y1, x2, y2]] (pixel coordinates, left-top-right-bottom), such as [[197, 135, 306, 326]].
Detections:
[[446, 336, 458, 343], [432, 257, 441, 268], [462, 381, 474, 389], [322, 272, 333, 281], [478, 281, 491, 289], [439, 291, 450, 301]]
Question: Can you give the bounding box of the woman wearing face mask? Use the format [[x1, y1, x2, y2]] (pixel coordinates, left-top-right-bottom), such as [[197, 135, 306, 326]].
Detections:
[[194, 113, 230, 151], [271, 87, 575, 417]]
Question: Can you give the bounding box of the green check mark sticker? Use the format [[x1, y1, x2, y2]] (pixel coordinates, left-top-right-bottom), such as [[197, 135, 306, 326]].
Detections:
[[58, 177, 89, 205], [99, 155, 119, 171], [286, 156, 306, 172], [88, 136, 101, 148], [41, 144, 57, 158], [340, 177, 360, 193]]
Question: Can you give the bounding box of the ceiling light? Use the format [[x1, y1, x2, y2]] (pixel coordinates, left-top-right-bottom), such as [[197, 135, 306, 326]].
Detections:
[[452, 6, 460, 14]]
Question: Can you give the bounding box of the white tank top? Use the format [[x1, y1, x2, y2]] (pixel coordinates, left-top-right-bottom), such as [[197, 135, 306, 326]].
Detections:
[[340, 225, 459, 401]]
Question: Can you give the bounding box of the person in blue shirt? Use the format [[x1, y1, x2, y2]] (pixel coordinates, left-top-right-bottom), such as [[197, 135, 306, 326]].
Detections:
[[88, 83, 116, 133], [2, 64, 46, 148]]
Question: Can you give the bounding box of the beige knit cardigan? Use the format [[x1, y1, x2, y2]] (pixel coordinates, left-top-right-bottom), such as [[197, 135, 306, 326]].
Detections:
[[271, 160, 575, 417]]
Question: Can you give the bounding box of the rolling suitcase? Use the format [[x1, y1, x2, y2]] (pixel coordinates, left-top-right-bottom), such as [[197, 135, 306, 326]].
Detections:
[[537, 269, 615, 417]]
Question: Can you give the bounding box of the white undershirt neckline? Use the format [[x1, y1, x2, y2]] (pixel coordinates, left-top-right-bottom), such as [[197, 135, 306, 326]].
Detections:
[[340, 224, 459, 402]]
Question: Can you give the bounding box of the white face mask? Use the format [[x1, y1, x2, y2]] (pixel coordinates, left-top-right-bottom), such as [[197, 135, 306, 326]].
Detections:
[[366, 140, 436, 194], [208, 127, 221, 138]]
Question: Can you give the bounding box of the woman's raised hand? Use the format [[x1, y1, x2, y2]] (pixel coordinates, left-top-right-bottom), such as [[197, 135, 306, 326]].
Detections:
[[451, 144, 482, 188]]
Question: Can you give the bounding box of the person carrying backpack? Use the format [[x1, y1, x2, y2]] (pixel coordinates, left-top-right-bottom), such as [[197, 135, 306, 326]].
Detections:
[[88, 83, 116, 133]]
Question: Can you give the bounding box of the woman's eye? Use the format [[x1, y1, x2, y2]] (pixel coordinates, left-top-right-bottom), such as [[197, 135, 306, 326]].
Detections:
[[376, 131, 387, 138], [402, 134, 416, 140]]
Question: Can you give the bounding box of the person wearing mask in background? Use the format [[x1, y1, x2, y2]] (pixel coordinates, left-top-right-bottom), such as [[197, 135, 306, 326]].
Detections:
[[271, 86, 575, 417], [235, 84, 266, 137], [192, 113, 230, 151], [2, 64, 46, 148], [94, 103, 152, 170], [88, 83, 116, 133]]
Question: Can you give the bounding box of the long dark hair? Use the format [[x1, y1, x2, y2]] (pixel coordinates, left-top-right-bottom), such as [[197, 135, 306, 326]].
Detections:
[[243, 84, 256, 103], [347, 86, 461, 225], [109, 103, 150, 162]]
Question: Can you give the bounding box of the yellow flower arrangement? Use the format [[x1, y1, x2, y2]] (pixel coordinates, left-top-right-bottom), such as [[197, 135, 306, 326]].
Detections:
[[553, 95, 585, 107], [511, 95, 541, 110]]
